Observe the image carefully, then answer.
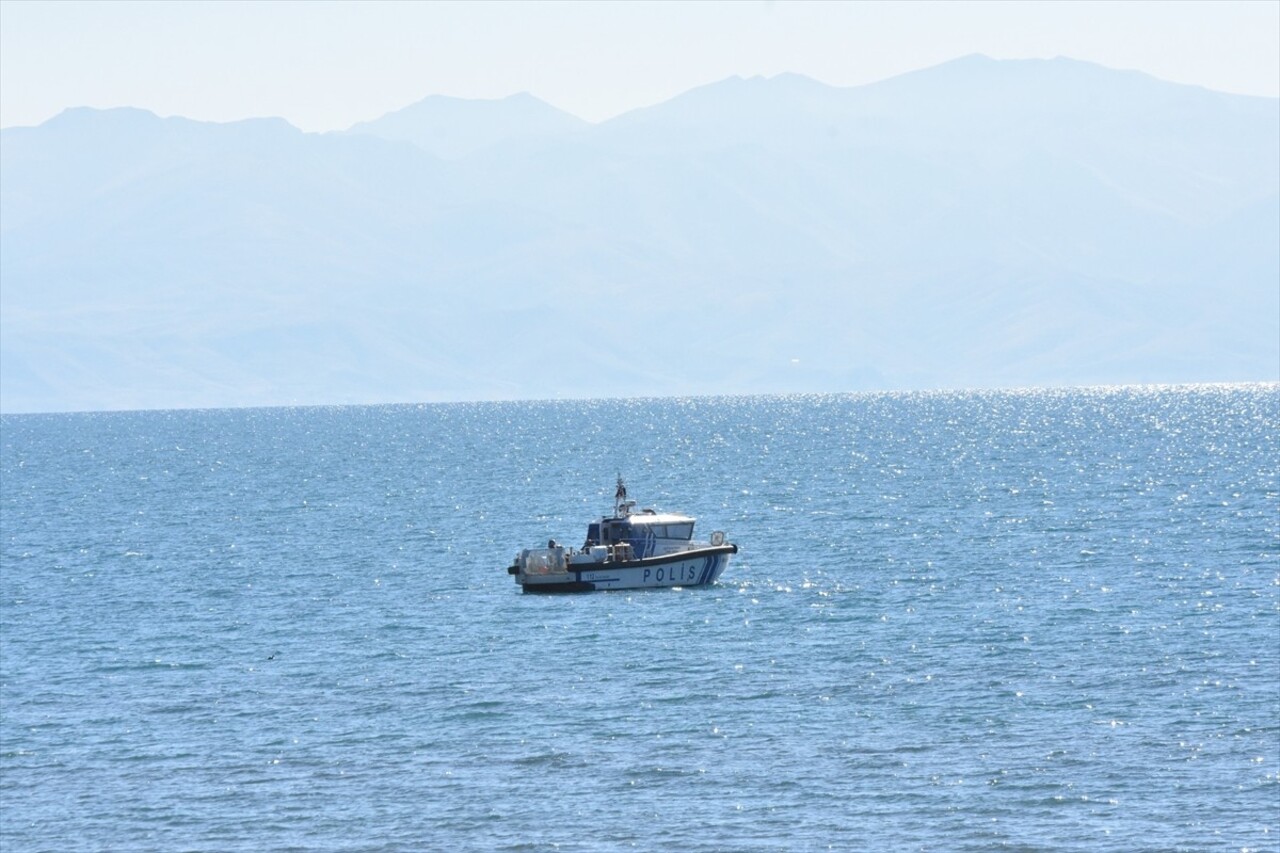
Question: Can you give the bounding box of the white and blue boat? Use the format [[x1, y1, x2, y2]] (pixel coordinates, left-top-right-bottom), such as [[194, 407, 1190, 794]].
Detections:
[[507, 477, 738, 593]]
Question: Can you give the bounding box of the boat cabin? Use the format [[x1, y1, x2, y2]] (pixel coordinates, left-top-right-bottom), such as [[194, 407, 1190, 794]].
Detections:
[[584, 509, 696, 559]]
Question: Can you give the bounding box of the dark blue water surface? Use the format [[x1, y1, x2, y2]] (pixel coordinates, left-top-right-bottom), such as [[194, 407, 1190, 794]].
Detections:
[[2, 386, 1277, 852]]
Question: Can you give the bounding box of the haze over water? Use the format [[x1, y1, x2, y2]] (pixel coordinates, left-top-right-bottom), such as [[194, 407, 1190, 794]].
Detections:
[[2, 385, 1276, 851]]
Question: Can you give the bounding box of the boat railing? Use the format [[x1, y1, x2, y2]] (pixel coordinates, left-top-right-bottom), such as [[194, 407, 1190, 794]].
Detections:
[[675, 536, 728, 552]]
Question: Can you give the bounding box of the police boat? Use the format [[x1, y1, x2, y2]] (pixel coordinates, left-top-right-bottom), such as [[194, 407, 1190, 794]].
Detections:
[[507, 477, 738, 593]]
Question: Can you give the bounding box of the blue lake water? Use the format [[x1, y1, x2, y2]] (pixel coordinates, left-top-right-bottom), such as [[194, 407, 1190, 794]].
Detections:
[[2, 386, 1277, 852]]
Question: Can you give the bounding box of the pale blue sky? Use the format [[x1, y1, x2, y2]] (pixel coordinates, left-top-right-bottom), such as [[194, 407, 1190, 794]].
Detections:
[[1, 0, 1277, 131]]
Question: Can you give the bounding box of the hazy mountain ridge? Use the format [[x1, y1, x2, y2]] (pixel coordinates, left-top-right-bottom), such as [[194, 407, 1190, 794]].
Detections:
[[2, 56, 1276, 412], [344, 92, 589, 160]]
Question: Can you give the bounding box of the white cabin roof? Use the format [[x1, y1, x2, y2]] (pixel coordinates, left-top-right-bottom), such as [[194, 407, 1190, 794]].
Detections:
[[617, 512, 695, 526]]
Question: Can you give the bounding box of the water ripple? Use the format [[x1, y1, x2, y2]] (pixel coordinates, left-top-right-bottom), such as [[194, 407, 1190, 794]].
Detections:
[[2, 385, 1276, 851]]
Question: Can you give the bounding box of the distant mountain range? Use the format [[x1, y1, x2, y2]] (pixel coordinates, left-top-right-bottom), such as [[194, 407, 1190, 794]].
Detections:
[[2, 55, 1276, 413]]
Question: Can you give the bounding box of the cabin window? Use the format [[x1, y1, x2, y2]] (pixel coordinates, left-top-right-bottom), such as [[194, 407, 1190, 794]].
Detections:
[[668, 523, 694, 540]]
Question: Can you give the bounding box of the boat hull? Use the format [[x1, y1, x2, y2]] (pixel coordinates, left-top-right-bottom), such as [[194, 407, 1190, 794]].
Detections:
[[516, 545, 737, 593]]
